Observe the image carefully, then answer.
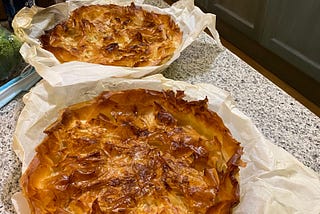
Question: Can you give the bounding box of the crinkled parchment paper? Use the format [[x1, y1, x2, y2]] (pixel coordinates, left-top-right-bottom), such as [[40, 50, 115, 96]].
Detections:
[[12, 0, 222, 86], [12, 74, 320, 213]]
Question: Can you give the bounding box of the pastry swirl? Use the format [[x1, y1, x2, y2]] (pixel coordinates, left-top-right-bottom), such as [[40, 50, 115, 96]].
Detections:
[[40, 3, 182, 67], [21, 89, 244, 213]]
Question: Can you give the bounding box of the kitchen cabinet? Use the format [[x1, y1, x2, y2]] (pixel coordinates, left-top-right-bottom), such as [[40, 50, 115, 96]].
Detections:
[[195, 0, 320, 107], [195, 0, 267, 42], [261, 0, 320, 82]]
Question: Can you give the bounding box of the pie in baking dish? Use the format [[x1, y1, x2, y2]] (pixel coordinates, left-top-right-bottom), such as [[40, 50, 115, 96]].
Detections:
[[39, 3, 182, 67], [21, 89, 244, 213]]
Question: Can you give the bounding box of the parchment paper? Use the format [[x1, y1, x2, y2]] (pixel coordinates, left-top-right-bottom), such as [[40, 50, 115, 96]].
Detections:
[[12, 0, 223, 86], [12, 74, 320, 213]]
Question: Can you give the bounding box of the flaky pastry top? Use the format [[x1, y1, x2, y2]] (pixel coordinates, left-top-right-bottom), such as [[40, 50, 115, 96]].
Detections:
[[39, 3, 182, 67], [21, 89, 244, 214]]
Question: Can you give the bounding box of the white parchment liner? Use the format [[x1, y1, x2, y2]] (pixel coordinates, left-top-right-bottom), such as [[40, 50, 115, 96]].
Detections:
[[12, 74, 320, 213], [12, 0, 223, 86]]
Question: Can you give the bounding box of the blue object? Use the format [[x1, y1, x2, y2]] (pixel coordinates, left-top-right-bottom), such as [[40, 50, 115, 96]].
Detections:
[[0, 65, 41, 109]]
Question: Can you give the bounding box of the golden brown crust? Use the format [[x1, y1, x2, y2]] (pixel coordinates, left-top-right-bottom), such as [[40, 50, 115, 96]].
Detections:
[[39, 3, 182, 67], [21, 89, 244, 214]]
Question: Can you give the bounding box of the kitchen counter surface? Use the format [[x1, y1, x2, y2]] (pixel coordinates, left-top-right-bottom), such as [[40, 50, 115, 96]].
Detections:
[[0, 0, 319, 213]]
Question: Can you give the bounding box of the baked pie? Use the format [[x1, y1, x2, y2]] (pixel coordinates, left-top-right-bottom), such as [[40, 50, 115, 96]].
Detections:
[[21, 89, 244, 213], [39, 3, 183, 67]]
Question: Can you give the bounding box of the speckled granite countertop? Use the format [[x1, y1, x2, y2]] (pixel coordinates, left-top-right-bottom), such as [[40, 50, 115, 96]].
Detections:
[[0, 0, 319, 213]]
